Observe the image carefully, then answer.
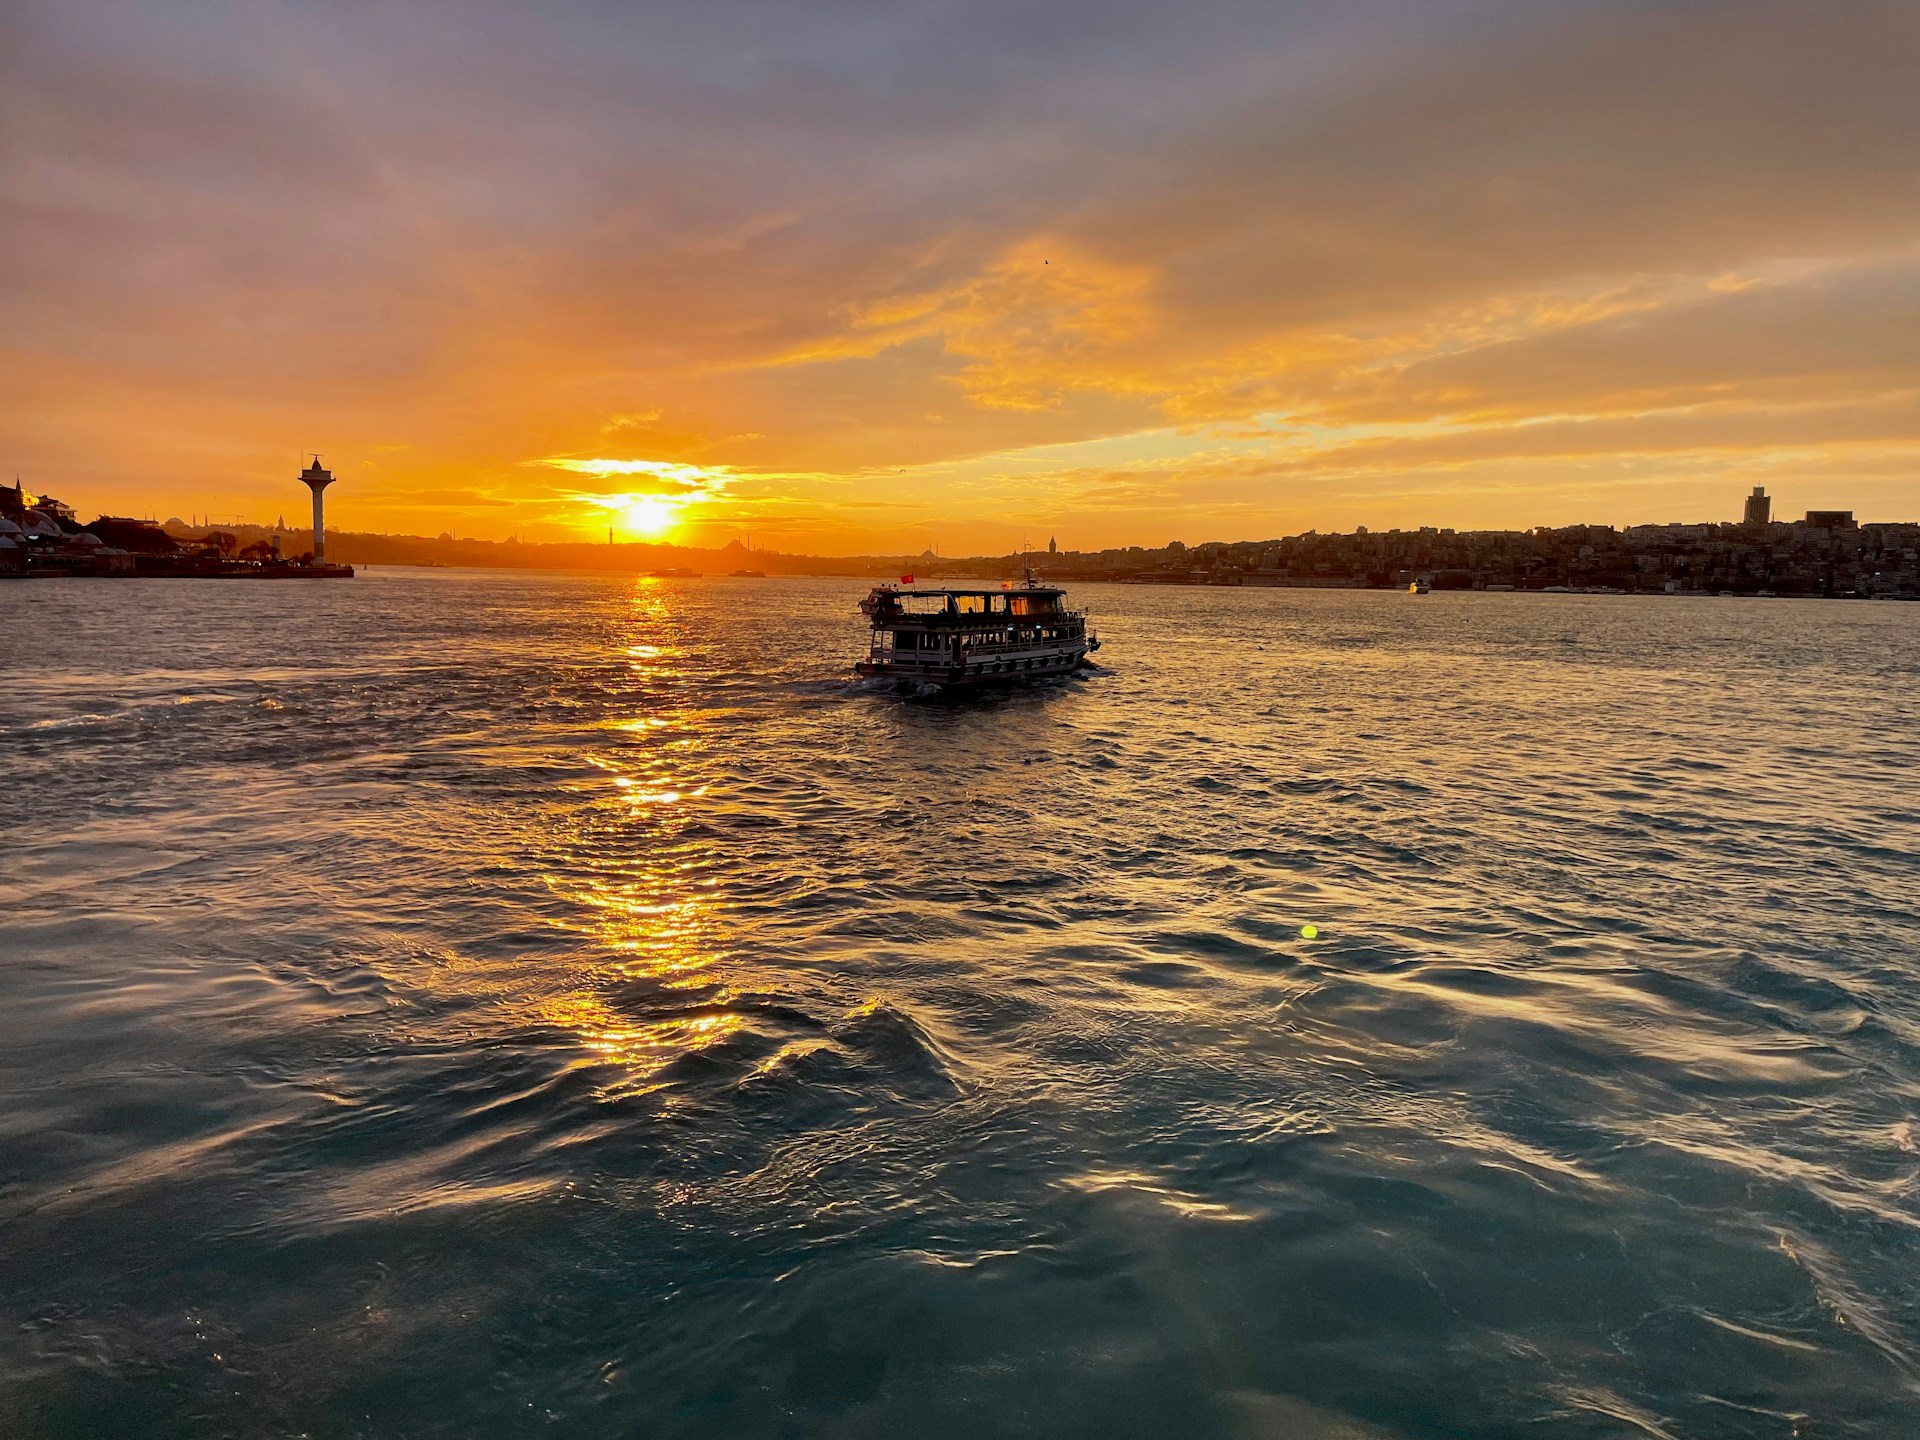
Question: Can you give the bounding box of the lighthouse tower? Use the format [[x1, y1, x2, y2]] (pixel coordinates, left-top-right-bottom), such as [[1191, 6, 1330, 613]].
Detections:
[[300, 455, 335, 564]]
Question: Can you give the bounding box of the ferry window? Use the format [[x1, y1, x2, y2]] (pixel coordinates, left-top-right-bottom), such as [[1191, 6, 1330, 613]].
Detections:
[[955, 594, 987, 614]]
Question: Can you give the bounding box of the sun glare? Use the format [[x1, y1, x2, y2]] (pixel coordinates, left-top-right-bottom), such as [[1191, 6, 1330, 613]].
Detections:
[[618, 496, 680, 539]]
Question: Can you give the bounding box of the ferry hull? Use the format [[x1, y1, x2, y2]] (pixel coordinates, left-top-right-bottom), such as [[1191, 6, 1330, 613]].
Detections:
[[856, 647, 1091, 689]]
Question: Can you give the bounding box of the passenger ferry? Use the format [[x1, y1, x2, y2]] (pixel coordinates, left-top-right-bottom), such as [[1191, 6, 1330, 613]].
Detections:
[[856, 572, 1099, 688]]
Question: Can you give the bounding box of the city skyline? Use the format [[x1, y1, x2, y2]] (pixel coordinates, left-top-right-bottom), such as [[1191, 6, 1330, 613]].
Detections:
[[10, 472, 1911, 558], [6, 2, 1920, 553]]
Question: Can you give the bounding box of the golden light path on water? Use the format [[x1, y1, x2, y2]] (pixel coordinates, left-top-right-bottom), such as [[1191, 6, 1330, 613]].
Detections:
[[534, 581, 745, 1096]]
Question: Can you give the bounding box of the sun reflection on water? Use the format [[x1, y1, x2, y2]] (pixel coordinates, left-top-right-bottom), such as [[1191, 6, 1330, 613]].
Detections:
[[538, 991, 743, 1096], [536, 829, 737, 1095], [532, 579, 740, 1094]]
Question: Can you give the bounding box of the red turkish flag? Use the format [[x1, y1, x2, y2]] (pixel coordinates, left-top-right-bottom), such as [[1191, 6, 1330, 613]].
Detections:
[[900, 573, 914, 584]]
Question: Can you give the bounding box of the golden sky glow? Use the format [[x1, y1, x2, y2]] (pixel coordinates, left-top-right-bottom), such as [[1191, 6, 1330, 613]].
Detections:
[[4, 1, 1918, 551], [540, 457, 736, 542]]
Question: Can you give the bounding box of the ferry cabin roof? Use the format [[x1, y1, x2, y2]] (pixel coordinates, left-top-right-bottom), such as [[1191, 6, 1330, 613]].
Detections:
[[875, 587, 1067, 622], [886, 586, 1064, 599]]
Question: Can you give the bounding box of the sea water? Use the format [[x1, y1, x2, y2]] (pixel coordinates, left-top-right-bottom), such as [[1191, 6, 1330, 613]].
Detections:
[[3, 571, 1918, 1438]]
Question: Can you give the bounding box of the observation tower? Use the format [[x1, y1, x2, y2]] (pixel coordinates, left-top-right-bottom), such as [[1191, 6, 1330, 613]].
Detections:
[[300, 455, 336, 563]]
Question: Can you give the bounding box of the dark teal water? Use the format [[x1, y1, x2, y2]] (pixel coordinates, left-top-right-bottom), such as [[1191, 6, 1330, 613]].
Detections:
[[4, 571, 1919, 1438]]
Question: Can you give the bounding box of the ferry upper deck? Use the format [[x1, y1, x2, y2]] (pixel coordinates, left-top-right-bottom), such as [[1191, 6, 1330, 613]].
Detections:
[[863, 584, 1068, 623]]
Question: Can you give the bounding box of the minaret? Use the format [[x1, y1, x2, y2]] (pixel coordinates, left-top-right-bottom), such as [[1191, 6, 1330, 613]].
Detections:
[[299, 455, 335, 563]]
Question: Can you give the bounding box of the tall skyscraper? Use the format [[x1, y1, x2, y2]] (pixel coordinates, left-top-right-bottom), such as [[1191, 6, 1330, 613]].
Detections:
[[1743, 486, 1771, 526]]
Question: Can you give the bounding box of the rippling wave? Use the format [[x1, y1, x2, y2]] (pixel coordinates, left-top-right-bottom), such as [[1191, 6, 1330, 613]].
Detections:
[[3, 571, 1918, 1438]]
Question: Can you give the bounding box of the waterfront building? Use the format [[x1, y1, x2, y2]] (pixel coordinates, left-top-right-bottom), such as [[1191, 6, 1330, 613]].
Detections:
[[21, 510, 66, 541], [60, 533, 135, 574]]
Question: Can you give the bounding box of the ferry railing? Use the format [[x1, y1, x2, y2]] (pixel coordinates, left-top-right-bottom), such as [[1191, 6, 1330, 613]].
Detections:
[[879, 631, 1087, 661]]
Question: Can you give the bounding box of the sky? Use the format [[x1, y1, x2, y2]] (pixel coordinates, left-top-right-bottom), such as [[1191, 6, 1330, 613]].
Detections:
[[4, 0, 1918, 553]]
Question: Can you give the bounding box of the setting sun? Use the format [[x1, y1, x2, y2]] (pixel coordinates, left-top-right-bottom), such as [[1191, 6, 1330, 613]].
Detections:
[[617, 495, 680, 539]]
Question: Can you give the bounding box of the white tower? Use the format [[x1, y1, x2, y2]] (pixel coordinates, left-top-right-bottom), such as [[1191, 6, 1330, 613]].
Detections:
[[299, 455, 335, 563]]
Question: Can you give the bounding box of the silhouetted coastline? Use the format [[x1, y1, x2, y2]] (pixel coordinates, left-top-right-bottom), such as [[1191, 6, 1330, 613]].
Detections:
[[4, 481, 1914, 597]]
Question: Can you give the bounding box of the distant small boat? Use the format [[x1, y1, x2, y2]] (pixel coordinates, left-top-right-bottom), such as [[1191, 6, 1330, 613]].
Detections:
[[1408, 575, 1431, 594], [729, 568, 766, 578], [1484, 582, 1516, 592], [647, 567, 701, 579]]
